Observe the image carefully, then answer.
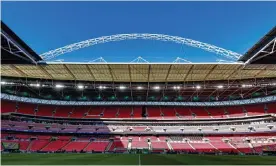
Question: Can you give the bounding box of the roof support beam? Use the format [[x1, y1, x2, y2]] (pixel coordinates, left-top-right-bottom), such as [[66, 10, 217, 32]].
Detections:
[[165, 64, 173, 82], [146, 65, 151, 101], [107, 65, 114, 82], [207, 88, 218, 99], [147, 64, 151, 82], [63, 64, 76, 80], [128, 65, 133, 101], [38, 66, 54, 79], [222, 88, 241, 100], [112, 81, 117, 101], [245, 37, 276, 65], [85, 65, 96, 81], [252, 50, 276, 63], [218, 80, 237, 98], [162, 82, 167, 101], [227, 65, 243, 80], [130, 82, 133, 101], [243, 87, 264, 99], [128, 65, 132, 82], [254, 67, 268, 77], [107, 65, 116, 100], [203, 65, 217, 80], [10, 65, 27, 76], [1, 32, 38, 64], [183, 65, 194, 82]]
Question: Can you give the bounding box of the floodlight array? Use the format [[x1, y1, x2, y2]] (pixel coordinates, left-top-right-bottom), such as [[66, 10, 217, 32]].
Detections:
[[1, 80, 276, 91]]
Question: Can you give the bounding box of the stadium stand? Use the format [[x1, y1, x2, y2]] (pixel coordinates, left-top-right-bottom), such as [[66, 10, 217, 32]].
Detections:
[[1, 22, 276, 156], [3, 100, 275, 120]]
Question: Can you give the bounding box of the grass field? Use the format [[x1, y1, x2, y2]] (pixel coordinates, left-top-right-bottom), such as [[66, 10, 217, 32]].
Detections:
[[2, 153, 276, 165]]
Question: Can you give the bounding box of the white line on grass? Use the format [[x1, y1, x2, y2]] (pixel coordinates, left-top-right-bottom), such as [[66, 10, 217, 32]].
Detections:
[[138, 154, 141, 166]]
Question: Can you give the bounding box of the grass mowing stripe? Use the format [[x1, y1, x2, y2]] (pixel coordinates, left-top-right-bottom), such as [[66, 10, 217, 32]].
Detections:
[[2, 153, 276, 165]]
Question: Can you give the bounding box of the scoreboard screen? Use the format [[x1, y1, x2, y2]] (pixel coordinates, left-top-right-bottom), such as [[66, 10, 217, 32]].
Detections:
[[2, 142, 19, 150]]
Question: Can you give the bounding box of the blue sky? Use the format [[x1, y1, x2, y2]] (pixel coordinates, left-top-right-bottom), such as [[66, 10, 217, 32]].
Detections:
[[2, 2, 276, 62]]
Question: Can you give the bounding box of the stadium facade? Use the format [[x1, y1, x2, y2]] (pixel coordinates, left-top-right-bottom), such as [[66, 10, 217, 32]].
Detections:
[[1, 21, 276, 156]]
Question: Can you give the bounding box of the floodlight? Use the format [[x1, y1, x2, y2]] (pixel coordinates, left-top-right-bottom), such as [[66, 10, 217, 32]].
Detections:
[[29, 83, 40, 87], [119, 86, 126, 90], [217, 85, 224, 89], [55, 84, 64, 88], [77, 85, 84, 89], [98, 85, 106, 89], [0, 81, 14, 85], [137, 86, 143, 90], [196, 85, 201, 89], [242, 84, 253, 88], [153, 86, 160, 90], [173, 86, 181, 90]]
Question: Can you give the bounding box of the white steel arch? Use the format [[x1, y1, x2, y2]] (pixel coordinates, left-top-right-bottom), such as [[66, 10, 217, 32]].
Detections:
[[40, 33, 242, 61]]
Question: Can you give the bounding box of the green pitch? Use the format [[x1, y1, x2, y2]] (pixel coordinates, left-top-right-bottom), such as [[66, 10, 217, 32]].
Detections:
[[2, 153, 276, 165]]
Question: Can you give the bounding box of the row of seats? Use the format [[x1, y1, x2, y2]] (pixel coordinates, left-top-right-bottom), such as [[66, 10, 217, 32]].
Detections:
[[2, 119, 275, 134], [2, 134, 276, 153], [169, 135, 276, 153], [2, 100, 276, 119]]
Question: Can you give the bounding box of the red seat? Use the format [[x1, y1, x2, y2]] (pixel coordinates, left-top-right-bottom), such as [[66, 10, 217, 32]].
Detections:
[[84, 107, 103, 118], [29, 140, 50, 151], [245, 105, 265, 116], [42, 140, 69, 151], [109, 141, 128, 152], [132, 107, 142, 119], [131, 141, 148, 148], [227, 106, 245, 117], [17, 103, 36, 115], [175, 107, 193, 119], [102, 107, 118, 118], [147, 107, 161, 119], [54, 106, 73, 118], [1, 100, 16, 113], [161, 107, 177, 119], [151, 141, 169, 150], [85, 141, 110, 152], [70, 107, 90, 118], [267, 103, 276, 114], [207, 107, 227, 118], [190, 107, 210, 118], [190, 143, 215, 152], [63, 141, 89, 152], [36, 105, 55, 117], [170, 143, 195, 151], [117, 107, 132, 118]]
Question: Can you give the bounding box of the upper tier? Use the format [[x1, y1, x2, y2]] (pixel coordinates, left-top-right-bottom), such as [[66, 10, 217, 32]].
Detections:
[[2, 100, 276, 120]]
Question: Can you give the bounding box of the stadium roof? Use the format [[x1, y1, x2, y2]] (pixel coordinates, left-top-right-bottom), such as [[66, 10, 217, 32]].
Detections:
[[239, 26, 276, 64], [1, 21, 42, 64], [1, 63, 276, 82], [0, 22, 275, 83]]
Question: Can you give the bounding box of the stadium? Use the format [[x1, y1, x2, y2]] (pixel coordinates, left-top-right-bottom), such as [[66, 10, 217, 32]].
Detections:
[[1, 2, 276, 165]]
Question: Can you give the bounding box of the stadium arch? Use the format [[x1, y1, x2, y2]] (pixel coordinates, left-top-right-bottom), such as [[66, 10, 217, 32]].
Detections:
[[40, 33, 242, 61]]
